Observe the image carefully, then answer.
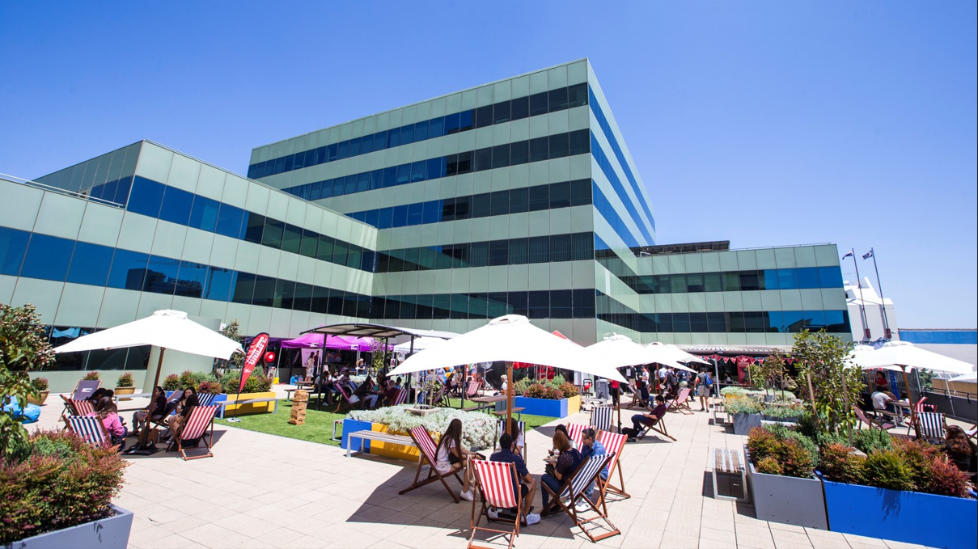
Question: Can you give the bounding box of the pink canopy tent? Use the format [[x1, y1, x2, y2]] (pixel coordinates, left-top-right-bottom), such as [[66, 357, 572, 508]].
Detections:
[[281, 333, 376, 352]]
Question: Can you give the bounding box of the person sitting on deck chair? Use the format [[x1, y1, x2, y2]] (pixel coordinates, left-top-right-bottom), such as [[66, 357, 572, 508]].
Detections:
[[622, 395, 667, 442], [540, 431, 582, 514], [489, 433, 541, 525], [436, 419, 479, 502], [579, 428, 608, 508]]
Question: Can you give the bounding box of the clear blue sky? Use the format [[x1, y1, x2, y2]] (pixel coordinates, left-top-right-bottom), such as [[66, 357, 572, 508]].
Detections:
[[1, 1, 975, 329]]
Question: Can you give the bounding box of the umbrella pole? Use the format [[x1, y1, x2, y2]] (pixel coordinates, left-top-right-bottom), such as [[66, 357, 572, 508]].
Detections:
[[902, 365, 921, 439], [506, 362, 513, 436], [151, 347, 167, 391]]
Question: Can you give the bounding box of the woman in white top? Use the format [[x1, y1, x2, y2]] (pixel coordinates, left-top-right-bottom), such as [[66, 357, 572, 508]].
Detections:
[[435, 419, 479, 501]]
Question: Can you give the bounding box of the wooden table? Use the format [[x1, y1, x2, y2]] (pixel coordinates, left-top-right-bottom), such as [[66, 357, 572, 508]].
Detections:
[[465, 395, 507, 413], [492, 407, 525, 420]]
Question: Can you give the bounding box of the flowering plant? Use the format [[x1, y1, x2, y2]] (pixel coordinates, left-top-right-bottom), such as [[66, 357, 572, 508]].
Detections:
[[349, 405, 498, 450]]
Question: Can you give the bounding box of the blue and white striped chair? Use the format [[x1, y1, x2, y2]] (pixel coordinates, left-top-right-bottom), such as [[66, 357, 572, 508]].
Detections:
[[542, 454, 620, 543], [917, 411, 946, 442], [196, 393, 217, 407], [591, 405, 614, 433], [66, 416, 114, 449]]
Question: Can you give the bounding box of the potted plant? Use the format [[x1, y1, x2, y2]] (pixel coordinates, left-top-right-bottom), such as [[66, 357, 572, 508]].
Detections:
[[818, 438, 976, 548], [27, 377, 49, 405], [115, 372, 135, 395], [727, 398, 763, 435], [513, 375, 581, 417], [83, 370, 100, 381], [0, 429, 131, 548], [162, 373, 181, 392], [745, 426, 828, 529]]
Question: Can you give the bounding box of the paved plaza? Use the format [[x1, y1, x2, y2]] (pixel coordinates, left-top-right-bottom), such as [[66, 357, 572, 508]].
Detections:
[[33, 394, 935, 549]]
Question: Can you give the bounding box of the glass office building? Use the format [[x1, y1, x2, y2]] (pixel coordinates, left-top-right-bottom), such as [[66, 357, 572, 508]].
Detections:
[[0, 60, 850, 388]]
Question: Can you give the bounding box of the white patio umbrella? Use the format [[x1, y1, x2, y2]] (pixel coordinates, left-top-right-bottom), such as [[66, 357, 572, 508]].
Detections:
[[392, 337, 447, 355], [390, 315, 625, 432], [948, 372, 978, 383], [848, 341, 973, 437], [644, 343, 700, 373], [54, 310, 244, 390]]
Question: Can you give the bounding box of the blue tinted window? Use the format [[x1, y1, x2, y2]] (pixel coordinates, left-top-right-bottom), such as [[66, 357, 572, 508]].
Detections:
[[373, 132, 386, 151], [796, 267, 819, 289], [763, 270, 780, 290], [444, 112, 460, 134], [262, 219, 284, 249], [357, 173, 370, 193], [251, 275, 275, 307], [113, 176, 133, 206], [422, 200, 441, 224], [387, 128, 400, 148], [348, 137, 361, 157], [158, 186, 194, 226], [231, 271, 255, 304], [383, 167, 397, 188], [215, 204, 244, 239], [127, 177, 165, 218], [189, 195, 220, 233], [429, 117, 444, 138], [21, 233, 74, 281], [344, 175, 357, 194], [818, 266, 843, 288], [396, 165, 411, 185], [407, 203, 423, 226], [459, 110, 473, 132], [67, 241, 114, 286], [337, 140, 349, 159], [107, 249, 149, 291], [370, 170, 383, 190], [777, 269, 798, 290], [411, 161, 426, 182], [144, 255, 178, 294], [414, 121, 428, 142], [308, 181, 322, 200], [174, 261, 208, 298], [427, 158, 445, 180], [0, 226, 30, 276], [205, 267, 235, 301], [392, 205, 408, 227]]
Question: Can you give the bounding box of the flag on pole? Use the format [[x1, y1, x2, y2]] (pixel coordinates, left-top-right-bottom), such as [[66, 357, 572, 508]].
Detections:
[[842, 250, 854, 259], [239, 333, 270, 394], [862, 249, 874, 260]]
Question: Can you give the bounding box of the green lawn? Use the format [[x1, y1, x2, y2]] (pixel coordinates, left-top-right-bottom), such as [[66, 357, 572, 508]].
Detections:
[[215, 396, 559, 447]]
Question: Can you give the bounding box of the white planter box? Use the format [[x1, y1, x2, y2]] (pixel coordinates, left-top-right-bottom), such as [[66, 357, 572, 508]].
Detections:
[[12, 505, 133, 549]]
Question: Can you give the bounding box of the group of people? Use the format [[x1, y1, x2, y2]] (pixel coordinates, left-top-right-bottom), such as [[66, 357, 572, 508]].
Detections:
[[430, 417, 613, 527], [81, 385, 205, 453], [310, 367, 407, 409]]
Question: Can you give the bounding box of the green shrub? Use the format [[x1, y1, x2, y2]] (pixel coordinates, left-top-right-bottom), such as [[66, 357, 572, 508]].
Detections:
[[82, 371, 100, 381], [727, 398, 763, 415], [219, 371, 272, 394], [924, 455, 970, 497], [559, 382, 580, 398], [761, 405, 805, 419], [513, 378, 532, 396], [524, 383, 547, 399], [162, 374, 180, 392], [746, 427, 779, 462], [764, 424, 819, 468], [0, 430, 127, 544], [853, 428, 892, 455], [820, 443, 865, 484], [544, 386, 564, 400], [747, 425, 818, 478], [756, 456, 784, 475], [861, 450, 914, 491], [115, 372, 134, 388], [31, 377, 48, 391], [196, 381, 222, 395]]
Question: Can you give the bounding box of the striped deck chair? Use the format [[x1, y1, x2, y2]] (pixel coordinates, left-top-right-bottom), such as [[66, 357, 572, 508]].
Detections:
[[566, 423, 587, 449], [541, 454, 620, 543], [625, 381, 647, 409], [666, 388, 693, 415], [391, 388, 409, 406], [66, 416, 115, 449], [915, 411, 946, 443], [597, 431, 629, 501], [469, 461, 522, 549], [176, 405, 218, 460], [591, 405, 614, 432], [196, 393, 217, 407], [494, 419, 528, 461], [853, 406, 894, 431], [465, 380, 482, 399], [399, 426, 463, 503], [61, 397, 96, 428], [332, 383, 363, 414]]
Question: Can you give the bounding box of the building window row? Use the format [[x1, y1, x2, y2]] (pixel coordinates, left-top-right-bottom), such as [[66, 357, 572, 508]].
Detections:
[[376, 232, 594, 273], [281, 129, 591, 201], [588, 86, 655, 232], [81, 175, 133, 207], [373, 289, 596, 320], [125, 177, 375, 272], [249, 83, 589, 179], [593, 187, 644, 249], [617, 267, 845, 294], [346, 179, 592, 229], [591, 132, 654, 246], [595, 291, 850, 333]]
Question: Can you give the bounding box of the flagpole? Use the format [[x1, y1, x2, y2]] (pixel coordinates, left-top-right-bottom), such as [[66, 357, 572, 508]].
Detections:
[[866, 249, 892, 340], [848, 249, 871, 341]]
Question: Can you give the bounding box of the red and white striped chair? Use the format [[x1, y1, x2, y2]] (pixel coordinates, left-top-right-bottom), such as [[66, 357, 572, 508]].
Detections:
[[469, 461, 522, 549], [399, 426, 463, 503], [66, 416, 115, 449], [176, 405, 218, 460], [596, 431, 629, 502], [391, 388, 409, 406], [566, 423, 587, 449], [71, 399, 96, 416]]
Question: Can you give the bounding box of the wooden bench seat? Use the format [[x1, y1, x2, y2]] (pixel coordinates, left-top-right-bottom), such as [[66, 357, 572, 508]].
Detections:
[[709, 447, 749, 503], [346, 430, 416, 458]]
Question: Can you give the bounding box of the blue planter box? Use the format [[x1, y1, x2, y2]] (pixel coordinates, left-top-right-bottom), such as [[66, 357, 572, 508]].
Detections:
[[820, 473, 977, 549], [341, 419, 373, 452], [514, 396, 567, 418]]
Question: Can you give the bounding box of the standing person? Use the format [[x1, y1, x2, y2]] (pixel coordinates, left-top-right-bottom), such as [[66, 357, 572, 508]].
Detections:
[[694, 368, 712, 412], [89, 397, 127, 450], [435, 419, 480, 502], [609, 379, 620, 408], [303, 351, 316, 381], [579, 428, 608, 508], [664, 368, 678, 399], [540, 431, 582, 514], [657, 365, 668, 394], [489, 433, 541, 525]]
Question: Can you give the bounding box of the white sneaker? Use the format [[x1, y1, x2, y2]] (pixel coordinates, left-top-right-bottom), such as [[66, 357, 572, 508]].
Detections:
[[460, 490, 474, 502], [487, 508, 499, 519], [525, 513, 541, 525], [575, 500, 591, 512]]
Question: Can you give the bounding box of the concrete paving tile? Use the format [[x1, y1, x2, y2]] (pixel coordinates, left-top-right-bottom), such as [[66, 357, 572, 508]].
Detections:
[[843, 533, 888, 547], [179, 523, 253, 549]]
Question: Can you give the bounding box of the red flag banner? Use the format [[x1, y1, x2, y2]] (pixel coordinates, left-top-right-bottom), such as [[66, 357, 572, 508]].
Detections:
[[239, 333, 270, 394]]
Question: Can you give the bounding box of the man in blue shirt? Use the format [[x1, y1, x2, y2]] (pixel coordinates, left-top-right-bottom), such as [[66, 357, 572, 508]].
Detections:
[[579, 428, 608, 508], [489, 433, 541, 525]]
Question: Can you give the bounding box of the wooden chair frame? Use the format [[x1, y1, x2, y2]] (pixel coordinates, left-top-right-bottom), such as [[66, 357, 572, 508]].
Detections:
[[399, 427, 464, 503], [853, 406, 894, 431], [175, 405, 218, 460], [637, 412, 676, 441], [540, 454, 620, 543], [596, 431, 630, 502], [666, 388, 693, 415], [469, 461, 522, 549]]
